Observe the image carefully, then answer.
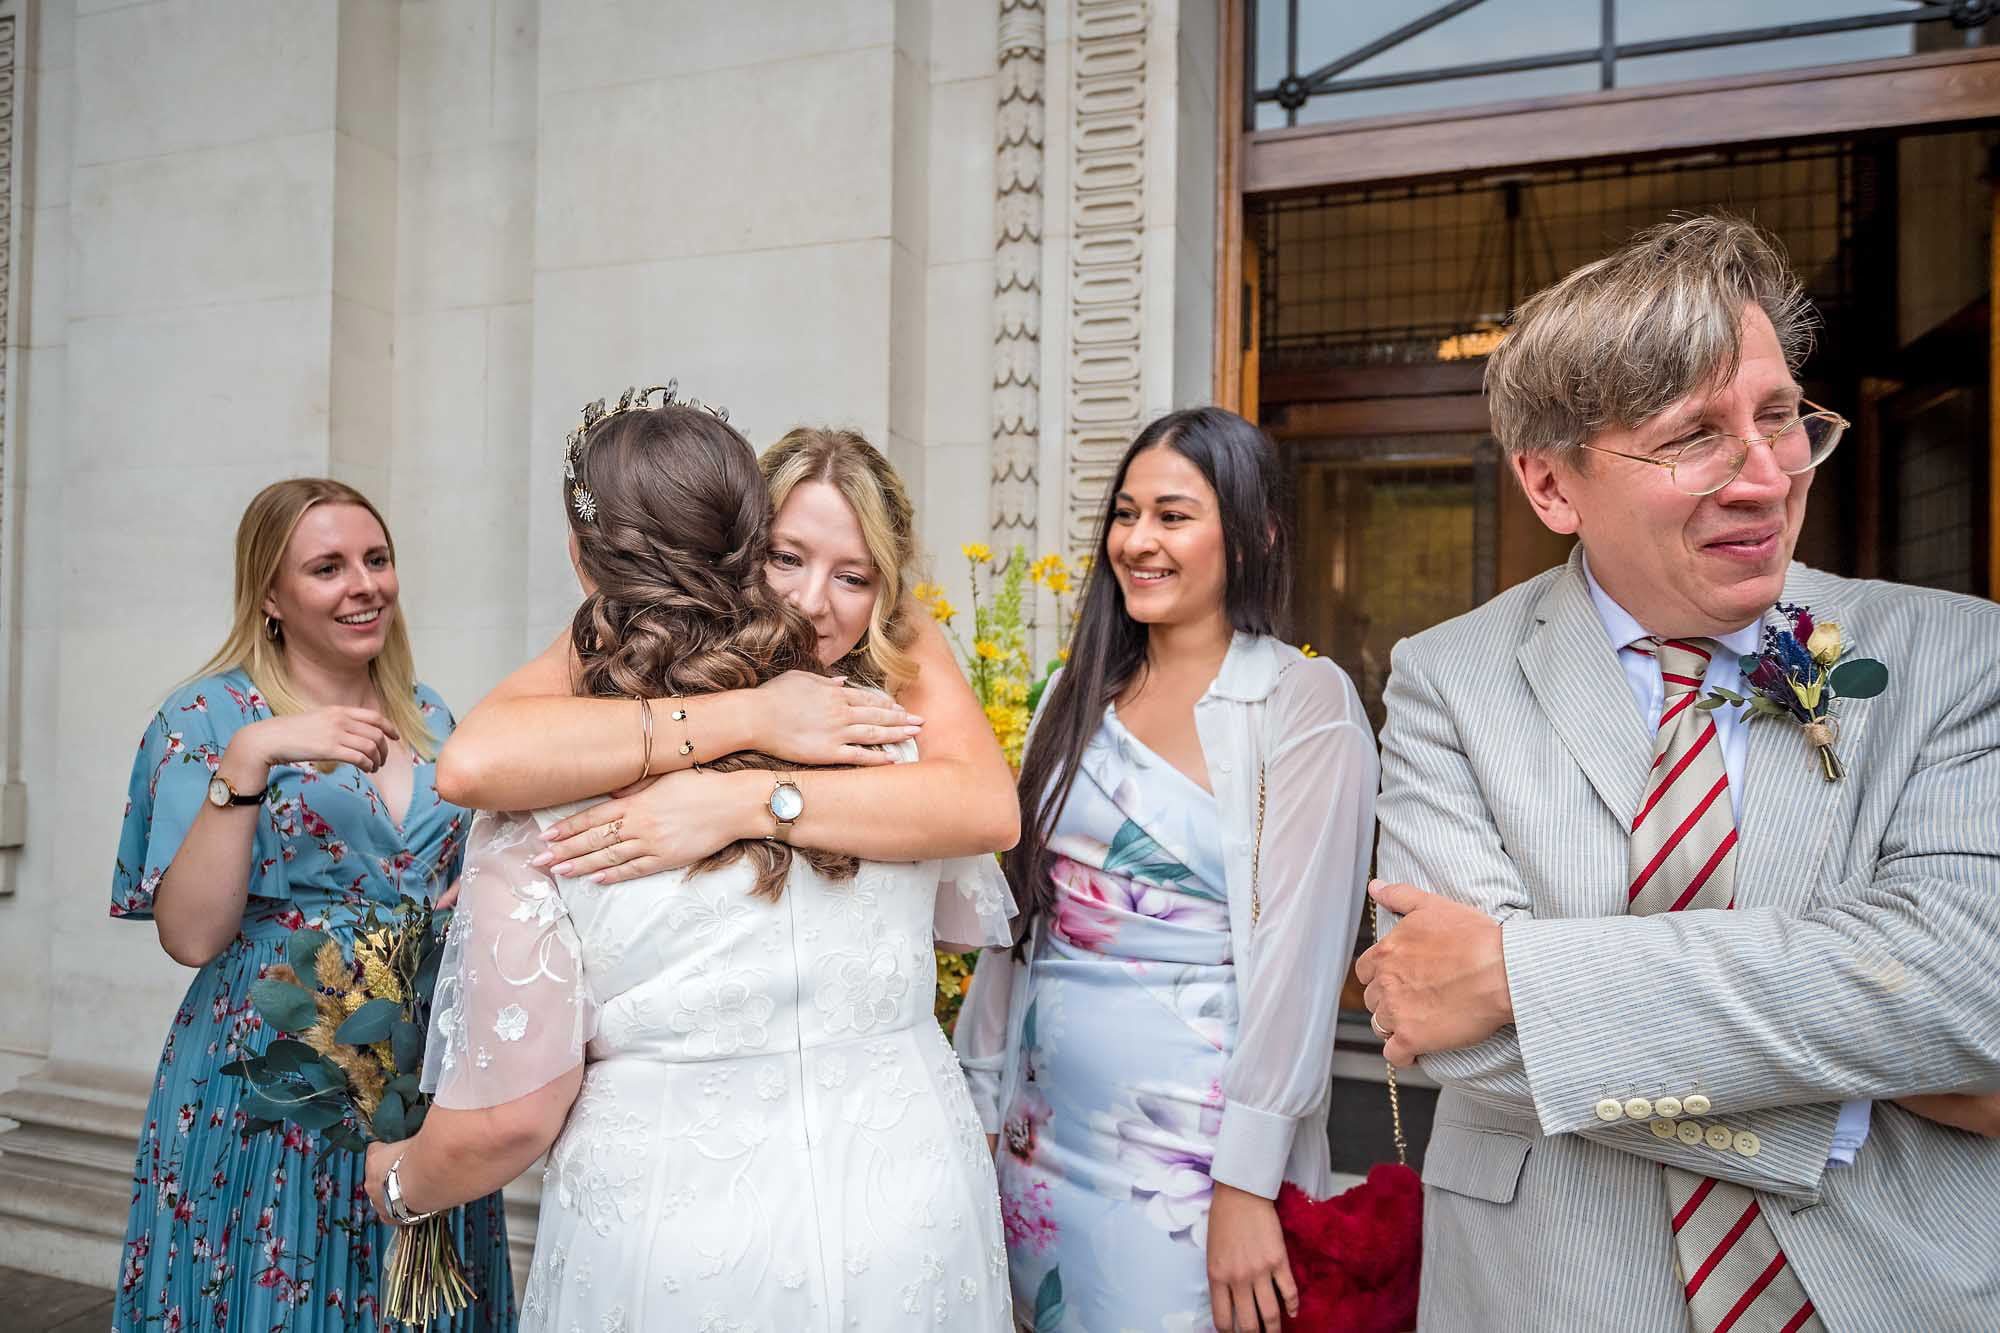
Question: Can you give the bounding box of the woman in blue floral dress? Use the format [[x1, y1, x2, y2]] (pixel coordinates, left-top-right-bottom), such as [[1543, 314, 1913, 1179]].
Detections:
[[110, 478, 513, 1333], [958, 409, 1376, 1332]]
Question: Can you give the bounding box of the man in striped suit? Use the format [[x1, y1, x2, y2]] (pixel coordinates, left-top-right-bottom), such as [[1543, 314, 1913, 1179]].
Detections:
[[1356, 215, 2000, 1332]]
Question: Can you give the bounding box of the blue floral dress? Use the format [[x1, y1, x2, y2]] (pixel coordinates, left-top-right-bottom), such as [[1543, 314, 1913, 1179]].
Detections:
[[110, 669, 514, 1333], [996, 707, 1236, 1331]]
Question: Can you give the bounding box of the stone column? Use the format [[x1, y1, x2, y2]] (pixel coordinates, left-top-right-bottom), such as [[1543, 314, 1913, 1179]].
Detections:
[[991, 0, 1045, 544], [0, 0, 408, 1284]]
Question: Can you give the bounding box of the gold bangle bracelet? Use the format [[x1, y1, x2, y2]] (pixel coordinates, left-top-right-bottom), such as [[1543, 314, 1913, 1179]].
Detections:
[[636, 697, 655, 781]]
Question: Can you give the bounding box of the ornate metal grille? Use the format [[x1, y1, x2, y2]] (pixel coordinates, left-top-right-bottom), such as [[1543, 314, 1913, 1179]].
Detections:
[[1250, 1, 1994, 129], [1251, 142, 1862, 371]]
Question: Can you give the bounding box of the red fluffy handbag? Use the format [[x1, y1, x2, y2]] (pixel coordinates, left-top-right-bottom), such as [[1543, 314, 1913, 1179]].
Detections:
[[1249, 773, 1423, 1332]]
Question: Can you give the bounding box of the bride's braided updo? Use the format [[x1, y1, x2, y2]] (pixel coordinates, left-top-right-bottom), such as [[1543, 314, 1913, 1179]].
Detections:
[[565, 402, 857, 899]]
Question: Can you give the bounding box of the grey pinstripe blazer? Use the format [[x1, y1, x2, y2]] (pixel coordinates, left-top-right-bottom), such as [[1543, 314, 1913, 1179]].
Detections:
[[1375, 549, 2000, 1332]]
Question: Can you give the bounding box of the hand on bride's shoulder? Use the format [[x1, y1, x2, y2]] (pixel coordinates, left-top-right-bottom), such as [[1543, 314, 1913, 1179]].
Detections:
[[752, 669, 923, 765]]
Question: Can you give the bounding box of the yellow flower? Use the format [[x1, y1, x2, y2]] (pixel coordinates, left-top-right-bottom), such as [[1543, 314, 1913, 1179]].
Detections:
[[1806, 621, 1843, 668], [912, 581, 944, 603], [1045, 569, 1072, 595], [1057, 645, 1071, 663], [973, 639, 1005, 662], [928, 597, 957, 624], [1300, 642, 1319, 658], [995, 677, 1030, 704], [961, 543, 993, 564], [1029, 552, 1071, 587]]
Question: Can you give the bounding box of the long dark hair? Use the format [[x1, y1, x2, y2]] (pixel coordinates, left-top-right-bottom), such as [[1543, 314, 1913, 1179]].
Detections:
[[565, 404, 855, 900], [1003, 407, 1290, 938]]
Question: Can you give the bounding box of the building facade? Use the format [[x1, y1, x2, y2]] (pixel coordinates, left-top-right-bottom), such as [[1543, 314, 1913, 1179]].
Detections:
[[0, 0, 1222, 1285], [2, 0, 1997, 1292]]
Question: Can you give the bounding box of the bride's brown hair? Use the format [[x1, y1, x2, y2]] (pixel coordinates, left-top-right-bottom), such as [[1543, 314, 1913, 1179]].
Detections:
[[565, 403, 856, 899]]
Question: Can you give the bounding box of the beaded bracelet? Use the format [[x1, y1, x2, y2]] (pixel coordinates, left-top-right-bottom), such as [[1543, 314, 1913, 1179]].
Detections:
[[668, 697, 695, 761]]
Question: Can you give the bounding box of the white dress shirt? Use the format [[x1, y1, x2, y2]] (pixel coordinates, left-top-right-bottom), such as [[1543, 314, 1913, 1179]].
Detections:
[[1582, 556, 1871, 1166]]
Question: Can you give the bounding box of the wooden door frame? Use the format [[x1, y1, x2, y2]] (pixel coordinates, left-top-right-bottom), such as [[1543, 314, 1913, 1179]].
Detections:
[[1211, 33, 2000, 589]]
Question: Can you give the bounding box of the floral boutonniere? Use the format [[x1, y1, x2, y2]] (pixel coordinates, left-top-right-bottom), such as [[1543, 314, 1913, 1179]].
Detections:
[[1698, 602, 1888, 782]]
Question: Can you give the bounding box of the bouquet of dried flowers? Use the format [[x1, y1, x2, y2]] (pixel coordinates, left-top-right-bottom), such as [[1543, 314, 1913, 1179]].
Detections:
[[918, 544, 1083, 1031], [223, 898, 471, 1325]]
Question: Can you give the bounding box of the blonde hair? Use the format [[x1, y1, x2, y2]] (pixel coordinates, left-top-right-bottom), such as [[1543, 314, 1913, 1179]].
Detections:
[[1484, 213, 1816, 461], [195, 478, 437, 758], [761, 428, 919, 694]]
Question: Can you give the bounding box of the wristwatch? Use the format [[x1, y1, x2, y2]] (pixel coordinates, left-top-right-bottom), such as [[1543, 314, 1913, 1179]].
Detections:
[[207, 775, 265, 809], [766, 777, 804, 842], [384, 1154, 435, 1226]]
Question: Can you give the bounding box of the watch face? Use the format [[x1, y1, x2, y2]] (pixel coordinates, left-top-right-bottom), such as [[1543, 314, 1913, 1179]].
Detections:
[[208, 775, 231, 808], [769, 782, 804, 822]]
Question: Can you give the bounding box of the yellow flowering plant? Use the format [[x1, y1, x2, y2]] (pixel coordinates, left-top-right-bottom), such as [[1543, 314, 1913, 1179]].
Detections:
[[923, 545, 1083, 1029]]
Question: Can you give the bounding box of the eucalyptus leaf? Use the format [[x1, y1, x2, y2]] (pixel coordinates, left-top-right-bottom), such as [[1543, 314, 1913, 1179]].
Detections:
[[218, 1058, 253, 1080], [285, 928, 332, 978], [387, 1073, 422, 1101], [403, 1101, 428, 1136], [301, 1057, 345, 1095], [373, 1090, 408, 1142], [1828, 657, 1889, 700], [249, 978, 318, 1035], [413, 942, 445, 1003], [392, 1020, 424, 1076], [1710, 687, 1744, 704], [1694, 697, 1726, 711], [1738, 654, 1763, 676], [286, 1099, 343, 1133], [262, 1039, 316, 1077], [334, 996, 400, 1047]]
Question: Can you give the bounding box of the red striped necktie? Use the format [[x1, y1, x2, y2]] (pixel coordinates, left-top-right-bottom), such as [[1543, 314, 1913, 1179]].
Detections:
[[1627, 637, 1821, 1333]]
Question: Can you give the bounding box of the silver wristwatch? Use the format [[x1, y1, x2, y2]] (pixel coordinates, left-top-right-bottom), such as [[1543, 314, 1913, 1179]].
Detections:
[[384, 1154, 436, 1226]]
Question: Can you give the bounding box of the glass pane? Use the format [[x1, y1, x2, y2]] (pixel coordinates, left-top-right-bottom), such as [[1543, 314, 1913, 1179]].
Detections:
[[1292, 445, 1484, 729], [1618, 30, 1917, 88], [1298, 0, 1599, 80], [1617, 0, 1925, 45], [1292, 62, 1599, 125]]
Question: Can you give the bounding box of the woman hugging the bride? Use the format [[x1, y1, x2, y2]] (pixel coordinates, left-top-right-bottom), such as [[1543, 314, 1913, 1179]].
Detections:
[[360, 388, 1017, 1331]]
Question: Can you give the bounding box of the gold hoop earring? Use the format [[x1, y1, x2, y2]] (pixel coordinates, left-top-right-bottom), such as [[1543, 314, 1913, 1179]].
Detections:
[[264, 614, 282, 642]]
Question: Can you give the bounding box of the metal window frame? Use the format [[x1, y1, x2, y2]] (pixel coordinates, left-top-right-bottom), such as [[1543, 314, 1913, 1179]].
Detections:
[[1249, 1, 1987, 126]]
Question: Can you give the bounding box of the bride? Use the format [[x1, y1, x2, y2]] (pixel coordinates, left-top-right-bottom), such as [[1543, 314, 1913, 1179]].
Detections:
[[361, 389, 1015, 1331]]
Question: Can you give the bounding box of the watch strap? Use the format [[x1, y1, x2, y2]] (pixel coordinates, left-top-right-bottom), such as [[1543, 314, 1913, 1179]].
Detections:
[[212, 775, 265, 807]]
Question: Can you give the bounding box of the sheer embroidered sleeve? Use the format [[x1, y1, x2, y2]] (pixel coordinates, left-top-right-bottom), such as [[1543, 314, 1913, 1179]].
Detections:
[[422, 809, 594, 1109], [1212, 657, 1379, 1198]]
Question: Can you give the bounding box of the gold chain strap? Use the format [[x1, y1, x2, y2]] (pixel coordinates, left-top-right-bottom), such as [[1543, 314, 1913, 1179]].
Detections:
[[1249, 763, 1406, 1169]]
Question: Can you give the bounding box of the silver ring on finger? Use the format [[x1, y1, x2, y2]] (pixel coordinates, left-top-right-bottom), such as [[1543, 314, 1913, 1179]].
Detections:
[[1369, 1012, 1392, 1040]]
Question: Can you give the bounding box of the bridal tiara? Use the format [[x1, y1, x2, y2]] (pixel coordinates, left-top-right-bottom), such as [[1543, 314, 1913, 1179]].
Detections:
[[563, 381, 732, 523]]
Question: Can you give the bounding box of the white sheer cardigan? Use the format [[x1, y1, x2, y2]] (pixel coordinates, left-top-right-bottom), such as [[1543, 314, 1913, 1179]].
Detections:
[[954, 633, 1378, 1199], [422, 738, 1018, 1112]]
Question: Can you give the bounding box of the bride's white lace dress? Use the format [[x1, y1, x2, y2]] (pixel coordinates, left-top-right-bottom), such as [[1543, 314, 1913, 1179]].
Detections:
[[423, 774, 1017, 1332]]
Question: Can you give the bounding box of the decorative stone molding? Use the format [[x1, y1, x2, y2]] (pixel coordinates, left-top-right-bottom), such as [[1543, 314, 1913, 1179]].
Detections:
[[992, 0, 1045, 540], [1064, 0, 1148, 556]]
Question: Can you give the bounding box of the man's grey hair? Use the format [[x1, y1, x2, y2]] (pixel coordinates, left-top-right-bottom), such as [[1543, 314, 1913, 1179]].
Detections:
[[1483, 214, 1817, 459]]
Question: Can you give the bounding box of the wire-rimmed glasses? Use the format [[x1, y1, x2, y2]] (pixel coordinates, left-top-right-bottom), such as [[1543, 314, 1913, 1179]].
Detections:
[[1578, 399, 1848, 497]]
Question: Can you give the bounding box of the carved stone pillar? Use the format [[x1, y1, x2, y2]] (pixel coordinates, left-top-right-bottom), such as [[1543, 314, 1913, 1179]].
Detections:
[[1064, 0, 1148, 557], [992, 0, 1046, 541]]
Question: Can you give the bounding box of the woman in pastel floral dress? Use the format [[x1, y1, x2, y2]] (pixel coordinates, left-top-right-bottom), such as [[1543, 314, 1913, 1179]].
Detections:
[[958, 408, 1378, 1333], [110, 478, 511, 1333], [359, 402, 1017, 1330]]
